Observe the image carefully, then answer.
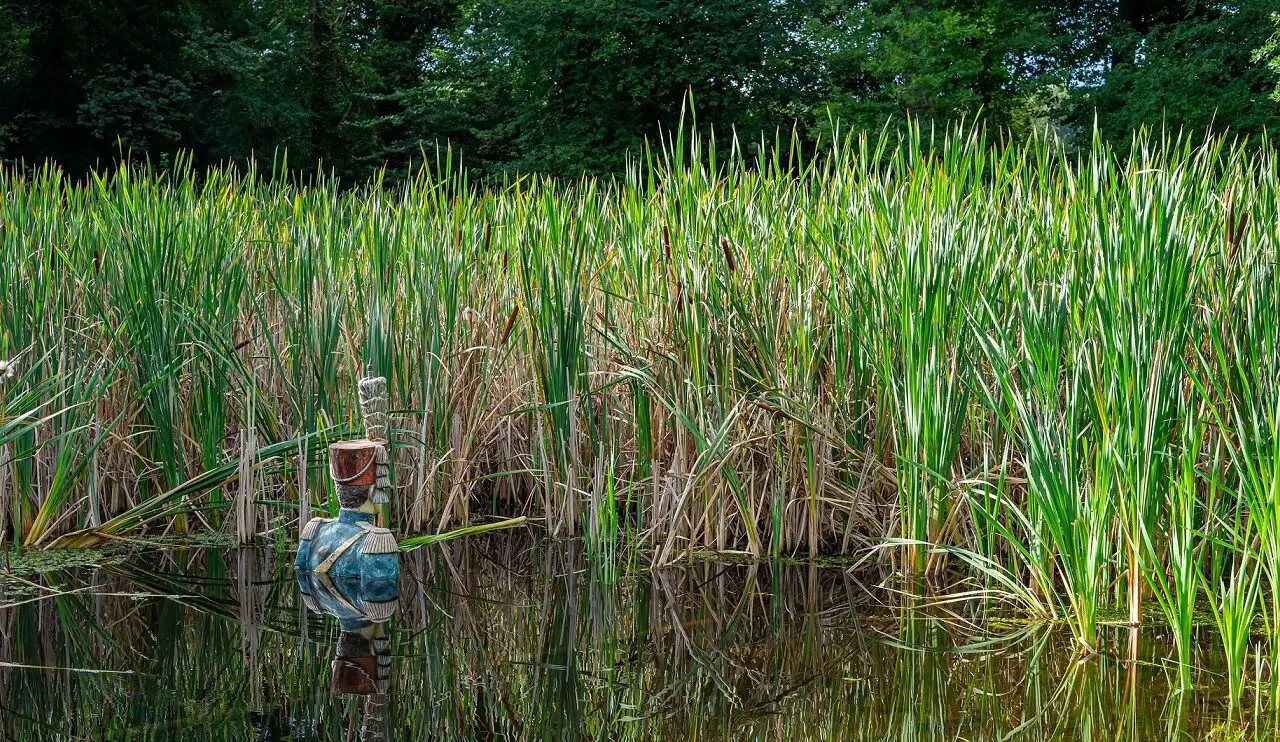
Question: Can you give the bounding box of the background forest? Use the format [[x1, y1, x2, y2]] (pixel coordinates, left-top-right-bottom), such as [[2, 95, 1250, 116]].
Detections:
[[2, 0, 1280, 179]]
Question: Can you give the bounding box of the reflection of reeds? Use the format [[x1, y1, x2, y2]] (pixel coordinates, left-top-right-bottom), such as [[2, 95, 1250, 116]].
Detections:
[[0, 540, 1261, 739]]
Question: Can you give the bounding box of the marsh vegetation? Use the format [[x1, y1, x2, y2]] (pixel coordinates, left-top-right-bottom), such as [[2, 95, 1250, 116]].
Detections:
[[2, 122, 1280, 711]]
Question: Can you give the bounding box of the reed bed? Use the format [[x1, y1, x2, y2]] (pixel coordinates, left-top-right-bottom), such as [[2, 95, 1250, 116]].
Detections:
[[2, 122, 1280, 676]]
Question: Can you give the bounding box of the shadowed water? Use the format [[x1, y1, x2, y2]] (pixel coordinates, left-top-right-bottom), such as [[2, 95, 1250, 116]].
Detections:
[[0, 535, 1267, 740]]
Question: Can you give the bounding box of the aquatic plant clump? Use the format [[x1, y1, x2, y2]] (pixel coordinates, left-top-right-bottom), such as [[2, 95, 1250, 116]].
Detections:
[[1, 122, 1279, 664]]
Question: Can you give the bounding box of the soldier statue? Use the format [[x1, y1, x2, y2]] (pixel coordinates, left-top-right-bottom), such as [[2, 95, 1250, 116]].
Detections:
[[295, 375, 399, 580]]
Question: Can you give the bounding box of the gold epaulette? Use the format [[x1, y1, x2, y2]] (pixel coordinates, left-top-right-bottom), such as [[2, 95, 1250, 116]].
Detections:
[[358, 523, 399, 555], [299, 517, 332, 541]]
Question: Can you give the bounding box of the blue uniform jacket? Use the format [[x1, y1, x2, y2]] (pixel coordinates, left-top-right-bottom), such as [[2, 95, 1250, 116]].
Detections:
[[294, 509, 400, 581]]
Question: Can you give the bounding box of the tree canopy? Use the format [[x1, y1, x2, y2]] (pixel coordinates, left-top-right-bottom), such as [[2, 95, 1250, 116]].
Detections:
[[2, 0, 1277, 179]]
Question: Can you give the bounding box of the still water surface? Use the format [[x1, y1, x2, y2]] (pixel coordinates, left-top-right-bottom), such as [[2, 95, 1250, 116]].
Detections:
[[0, 534, 1265, 740]]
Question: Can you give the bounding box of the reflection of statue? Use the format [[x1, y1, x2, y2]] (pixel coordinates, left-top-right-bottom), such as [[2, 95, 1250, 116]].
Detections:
[[297, 572, 396, 741]]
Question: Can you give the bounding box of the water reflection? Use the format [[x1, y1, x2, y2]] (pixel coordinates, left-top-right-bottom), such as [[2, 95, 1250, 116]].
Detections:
[[297, 571, 397, 740], [0, 535, 1263, 740]]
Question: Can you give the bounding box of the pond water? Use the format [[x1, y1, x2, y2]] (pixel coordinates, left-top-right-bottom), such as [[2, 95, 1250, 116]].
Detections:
[[0, 534, 1267, 740]]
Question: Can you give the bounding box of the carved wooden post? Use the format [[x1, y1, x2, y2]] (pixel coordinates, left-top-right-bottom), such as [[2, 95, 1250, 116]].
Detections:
[[358, 376, 389, 442]]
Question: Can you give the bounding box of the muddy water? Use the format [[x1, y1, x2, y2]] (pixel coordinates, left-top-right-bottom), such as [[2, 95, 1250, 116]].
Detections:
[[0, 534, 1264, 740]]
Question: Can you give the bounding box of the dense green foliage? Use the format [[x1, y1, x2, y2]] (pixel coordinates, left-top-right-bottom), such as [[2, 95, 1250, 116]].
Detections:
[[4, 123, 1280, 697], [1, 0, 1277, 178]]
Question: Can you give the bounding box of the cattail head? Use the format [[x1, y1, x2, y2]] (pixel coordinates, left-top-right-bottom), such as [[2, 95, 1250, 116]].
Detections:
[[720, 237, 736, 273], [500, 305, 521, 344]]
